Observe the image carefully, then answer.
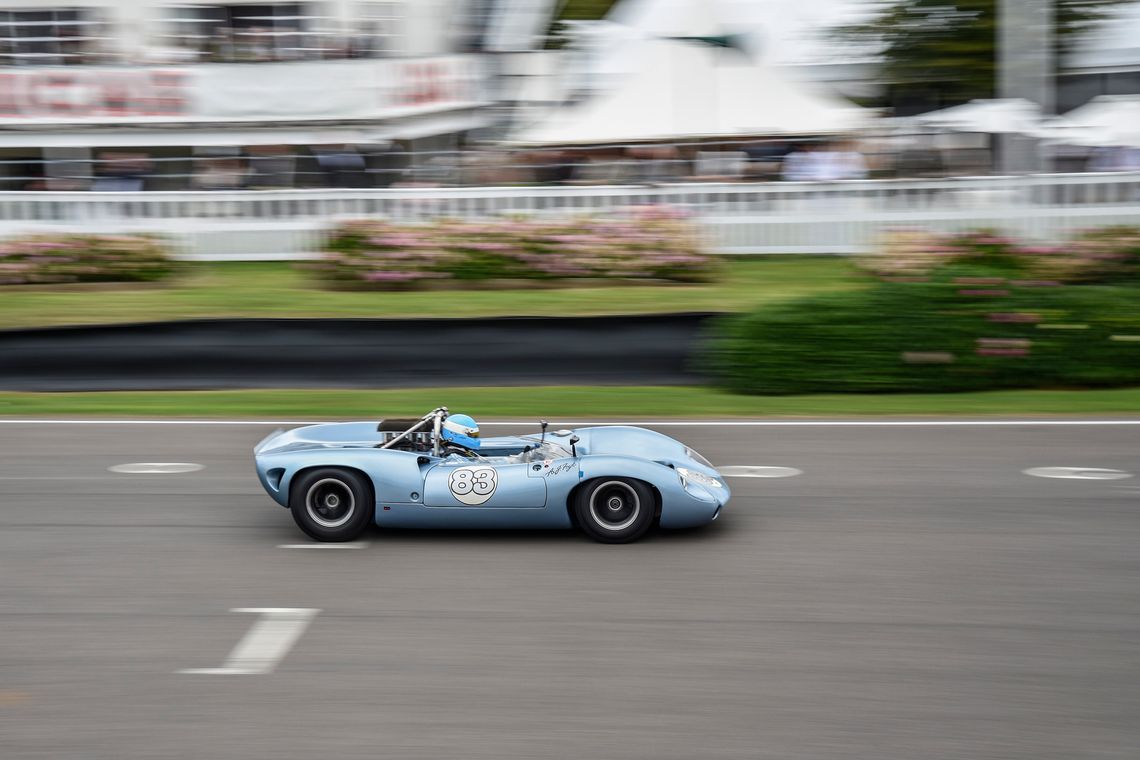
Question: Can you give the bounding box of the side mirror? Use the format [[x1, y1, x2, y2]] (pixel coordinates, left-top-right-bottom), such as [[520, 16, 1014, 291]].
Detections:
[[569, 435, 580, 457], [540, 419, 549, 444]]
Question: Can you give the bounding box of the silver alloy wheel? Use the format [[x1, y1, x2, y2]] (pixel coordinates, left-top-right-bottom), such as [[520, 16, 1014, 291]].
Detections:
[[588, 480, 640, 531], [305, 478, 356, 529]]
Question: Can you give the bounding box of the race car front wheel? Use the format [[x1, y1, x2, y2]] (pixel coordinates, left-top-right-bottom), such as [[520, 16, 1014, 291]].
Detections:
[[574, 478, 655, 544], [290, 468, 373, 542]]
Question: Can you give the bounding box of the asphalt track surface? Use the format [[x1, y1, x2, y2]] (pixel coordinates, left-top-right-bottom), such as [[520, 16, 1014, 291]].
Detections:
[[3, 420, 1139, 759]]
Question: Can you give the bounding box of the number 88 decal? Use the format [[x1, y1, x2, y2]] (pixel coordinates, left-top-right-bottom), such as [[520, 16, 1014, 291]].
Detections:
[[448, 466, 498, 505]]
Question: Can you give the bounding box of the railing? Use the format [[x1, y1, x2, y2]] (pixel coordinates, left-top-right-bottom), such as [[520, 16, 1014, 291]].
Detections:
[[1, 171, 1139, 259]]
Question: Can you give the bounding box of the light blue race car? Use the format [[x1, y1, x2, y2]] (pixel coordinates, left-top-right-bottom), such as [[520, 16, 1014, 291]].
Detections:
[[254, 407, 729, 544]]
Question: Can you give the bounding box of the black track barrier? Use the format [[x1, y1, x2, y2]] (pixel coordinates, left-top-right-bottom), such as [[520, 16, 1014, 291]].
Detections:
[[0, 314, 718, 391]]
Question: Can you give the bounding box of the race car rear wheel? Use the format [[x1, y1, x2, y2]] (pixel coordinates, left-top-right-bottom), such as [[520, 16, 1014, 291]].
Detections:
[[290, 468, 372, 542], [574, 478, 655, 544]]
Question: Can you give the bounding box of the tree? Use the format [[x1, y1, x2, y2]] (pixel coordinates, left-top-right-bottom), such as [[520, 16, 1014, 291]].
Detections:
[[833, 0, 1122, 111], [556, 0, 620, 22], [543, 0, 621, 47]]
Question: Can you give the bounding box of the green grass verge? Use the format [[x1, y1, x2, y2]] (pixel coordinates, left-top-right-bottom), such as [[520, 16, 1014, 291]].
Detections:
[[0, 257, 859, 329], [2, 385, 1139, 418]]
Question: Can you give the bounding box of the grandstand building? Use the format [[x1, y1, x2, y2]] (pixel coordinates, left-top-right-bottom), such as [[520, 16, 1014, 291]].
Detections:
[[0, 0, 527, 189]]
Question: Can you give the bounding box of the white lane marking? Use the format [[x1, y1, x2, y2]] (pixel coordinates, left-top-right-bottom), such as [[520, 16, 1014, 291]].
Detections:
[[4, 419, 1140, 427], [277, 541, 371, 549], [1023, 467, 1133, 480], [109, 462, 204, 474], [178, 607, 319, 675], [719, 465, 802, 478]]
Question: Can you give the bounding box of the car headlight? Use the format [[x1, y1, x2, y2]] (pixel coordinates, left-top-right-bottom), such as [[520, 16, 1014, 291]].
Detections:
[[677, 467, 723, 490]]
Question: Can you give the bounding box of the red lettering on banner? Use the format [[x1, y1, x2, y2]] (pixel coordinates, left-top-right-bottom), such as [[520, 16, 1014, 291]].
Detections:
[[394, 59, 462, 108], [150, 70, 188, 117], [0, 68, 189, 119], [0, 59, 473, 121], [103, 72, 132, 116], [0, 73, 14, 115], [25, 71, 83, 116]]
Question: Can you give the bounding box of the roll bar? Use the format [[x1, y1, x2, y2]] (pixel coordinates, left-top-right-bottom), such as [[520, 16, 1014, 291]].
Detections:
[[379, 407, 449, 456]]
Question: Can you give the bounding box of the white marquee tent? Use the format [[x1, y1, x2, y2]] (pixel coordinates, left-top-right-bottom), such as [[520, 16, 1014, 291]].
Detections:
[[511, 37, 871, 146], [911, 99, 1044, 135], [1040, 95, 1140, 148]]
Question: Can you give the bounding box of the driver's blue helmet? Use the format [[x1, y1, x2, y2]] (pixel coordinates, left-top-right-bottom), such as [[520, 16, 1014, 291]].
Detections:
[[441, 413, 480, 450]]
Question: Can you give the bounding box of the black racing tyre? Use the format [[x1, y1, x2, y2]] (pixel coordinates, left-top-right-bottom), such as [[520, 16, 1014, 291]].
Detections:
[[289, 468, 373, 542], [573, 478, 655, 544]]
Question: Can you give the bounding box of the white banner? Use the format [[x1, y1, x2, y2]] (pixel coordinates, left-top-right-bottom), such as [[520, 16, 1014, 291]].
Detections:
[[0, 56, 488, 125]]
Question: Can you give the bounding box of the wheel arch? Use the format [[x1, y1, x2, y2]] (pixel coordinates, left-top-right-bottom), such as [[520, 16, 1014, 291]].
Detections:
[[565, 476, 662, 528], [289, 464, 377, 507]]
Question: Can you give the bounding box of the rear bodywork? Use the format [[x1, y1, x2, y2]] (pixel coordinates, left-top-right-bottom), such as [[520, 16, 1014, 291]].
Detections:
[[255, 423, 729, 530]]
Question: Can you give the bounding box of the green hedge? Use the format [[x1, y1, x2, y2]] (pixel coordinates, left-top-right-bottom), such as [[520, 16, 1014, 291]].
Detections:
[[0, 234, 175, 286], [712, 229, 1140, 394]]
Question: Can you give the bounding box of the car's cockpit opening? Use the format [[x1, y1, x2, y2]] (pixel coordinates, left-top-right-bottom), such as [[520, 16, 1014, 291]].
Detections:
[[374, 408, 574, 462]]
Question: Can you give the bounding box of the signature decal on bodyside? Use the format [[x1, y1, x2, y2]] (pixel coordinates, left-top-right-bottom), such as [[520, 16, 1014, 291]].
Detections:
[[448, 466, 498, 505], [545, 461, 575, 477]]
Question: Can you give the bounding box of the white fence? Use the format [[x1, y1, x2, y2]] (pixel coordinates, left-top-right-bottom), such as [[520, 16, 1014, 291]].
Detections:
[[2, 172, 1139, 259]]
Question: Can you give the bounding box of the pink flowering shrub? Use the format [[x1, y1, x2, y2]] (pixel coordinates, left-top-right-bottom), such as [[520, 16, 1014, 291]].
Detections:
[[314, 206, 713, 289], [861, 226, 1140, 284], [855, 228, 949, 277], [1031, 226, 1140, 283], [0, 233, 174, 286], [859, 228, 1029, 279]]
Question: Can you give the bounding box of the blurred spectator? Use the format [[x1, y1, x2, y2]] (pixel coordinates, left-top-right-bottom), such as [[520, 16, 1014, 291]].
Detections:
[[780, 141, 868, 181], [834, 141, 869, 180], [58, 26, 88, 65], [1087, 146, 1140, 172], [246, 145, 295, 189], [694, 149, 746, 181], [371, 143, 411, 187], [781, 143, 815, 181], [248, 27, 274, 62], [347, 23, 379, 59], [276, 26, 301, 60], [630, 144, 681, 183], [531, 150, 577, 184], [743, 142, 790, 180], [91, 151, 152, 191], [811, 145, 845, 181], [192, 150, 247, 190], [315, 146, 368, 188], [894, 136, 947, 178], [204, 26, 235, 62]]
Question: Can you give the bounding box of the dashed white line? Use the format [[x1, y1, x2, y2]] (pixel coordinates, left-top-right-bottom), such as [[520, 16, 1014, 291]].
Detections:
[[277, 541, 371, 549], [1023, 467, 1133, 480], [109, 462, 204, 474], [719, 466, 803, 478], [178, 607, 319, 675]]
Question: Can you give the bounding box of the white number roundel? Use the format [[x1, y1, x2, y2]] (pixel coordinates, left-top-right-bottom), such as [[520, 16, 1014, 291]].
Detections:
[[448, 466, 498, 505]]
